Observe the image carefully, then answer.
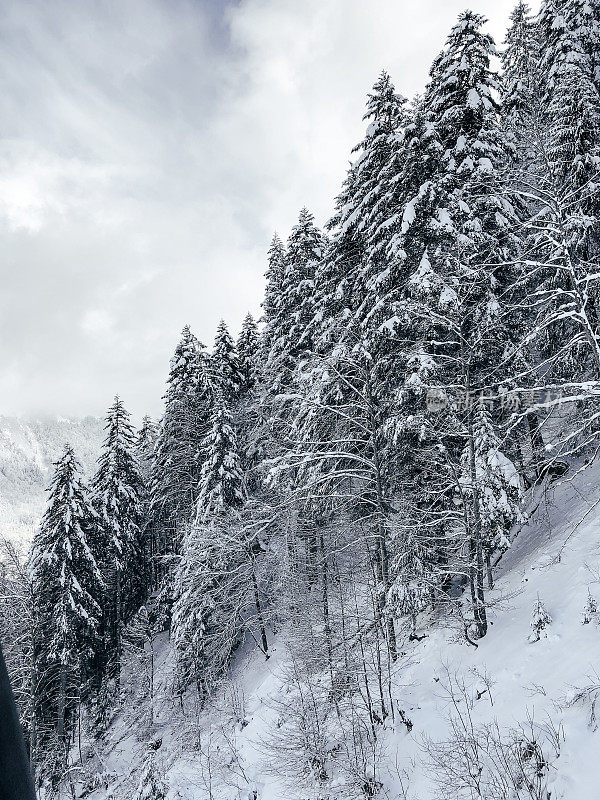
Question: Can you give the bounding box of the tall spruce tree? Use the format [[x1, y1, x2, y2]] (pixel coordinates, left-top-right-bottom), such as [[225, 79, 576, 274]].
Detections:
[[264, 209, 325, 399], [92, 397, 144, 679], [261, 233, 286, 354], [521, 0, 600, 385], [212, 319, 244, 400], [315, 72, 408, 351], [237, 312, 260, 392], [136, 416, 159, 590], [150, 326, 212, 562], [502, 2, 540, 147], [172, 389, 248, 697], [30, 446, 102, 768], [358, 11, 521, 639], [195, 388, 246, 521], [539, 0, 600, 204], [133, 743, 167, 800]]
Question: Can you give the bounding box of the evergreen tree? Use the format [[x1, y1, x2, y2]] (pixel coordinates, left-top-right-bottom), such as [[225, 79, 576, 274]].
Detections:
[[261, 232, 286, 346], [133, 743, 168, 800], [212, 319, 244, 400], [136, 416, 159, 486], [150, 326, 212, 561], [196, 388, 246, 522], [518, 0, 600, 392], [264, 208, 325, 398], [460, 404, 523, 589], [136, 416, 159, 590], [501, 2, 540, 147], [30, 446, 102, 765], [92, 397, 144, 679], [365, 11, 521, 638], [315, 71, 408, 351], [173, 390, 248, 697], [237, 312, 260, 392], [539, 0, 600, 204], [528, 596, 552, 642]]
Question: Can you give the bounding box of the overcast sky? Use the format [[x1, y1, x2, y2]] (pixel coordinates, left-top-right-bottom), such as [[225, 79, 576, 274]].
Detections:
[[1, 0, 520, 421]]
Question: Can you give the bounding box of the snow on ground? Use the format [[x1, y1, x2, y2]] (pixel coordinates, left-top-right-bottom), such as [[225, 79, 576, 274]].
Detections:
[[89, 460, 600, 799]]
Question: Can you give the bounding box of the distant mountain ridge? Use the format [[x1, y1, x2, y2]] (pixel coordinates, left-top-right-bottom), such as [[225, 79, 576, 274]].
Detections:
[[0, 415, 104, 543]]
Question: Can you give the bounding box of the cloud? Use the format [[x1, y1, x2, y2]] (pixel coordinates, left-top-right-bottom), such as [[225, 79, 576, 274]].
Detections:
[[0, 0, 519, 420]]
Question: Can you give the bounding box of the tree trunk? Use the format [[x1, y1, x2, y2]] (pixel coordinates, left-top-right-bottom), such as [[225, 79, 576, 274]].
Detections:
[[56, 664, 67, 742], [249, 554, 269, 658], [467, 416, 488, 638], [365, 366, 397, 661]]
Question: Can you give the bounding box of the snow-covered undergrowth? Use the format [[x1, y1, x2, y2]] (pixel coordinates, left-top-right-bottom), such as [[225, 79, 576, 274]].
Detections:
[[83, 461, 600, 800]]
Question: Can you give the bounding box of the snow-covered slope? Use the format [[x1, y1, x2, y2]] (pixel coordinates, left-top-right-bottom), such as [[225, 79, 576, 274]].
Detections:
[[84, 462, 600, 800], [0, 415, 103, 543]]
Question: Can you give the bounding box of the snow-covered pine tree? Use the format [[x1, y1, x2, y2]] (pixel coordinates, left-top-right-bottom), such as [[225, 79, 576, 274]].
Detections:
[[539, 0, 600, 210], [460, 403, 523, 589], [150, 326, 212, 564], [260, 232, 286, 355], [212, 318, 245, 400], [529, 595, 552, 642], [315, 71, 408, 352], [510, 0, 600, 394], [500, 2, 600, 464], [172, 389, 248, 697], [92, 397, 145, 680], [237, 312, 260, 393], [390, 524, 440, 639], [133, 742, 168, 800], [264, 208, 325, 400], [582, 590, 598, 624], [30, 445, 103, 770], [377, 11, 521, 638], [424, 11, 521, 636], [196, 387, 246, 521], [501, 2, 540, 158], [136, 416, 159, 486], [136, 416, 159, 591]]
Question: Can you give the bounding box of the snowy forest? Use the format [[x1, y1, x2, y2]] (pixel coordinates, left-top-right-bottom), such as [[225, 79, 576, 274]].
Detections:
[[3, 2, 600, 798]]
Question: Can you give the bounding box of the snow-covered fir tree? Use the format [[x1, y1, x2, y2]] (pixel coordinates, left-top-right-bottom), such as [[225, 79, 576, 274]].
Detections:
[[261, 232, 286, 353], [150, 326, 212, 562], [460, 404, 523, 589], [384, 10, 521, 637], [528, 596, 552, 642], [92, 396, 145, 680], [195, 387, 246, 522], [315, 71, 408, 351], [136, 416, 159, 486], [501, 2, 540, 153], [133, 742, 168, 800], [30, 445, 103, 773], [211, 318, 245, 400], [264, 208, 325, 399], [515, 0, 600, 395], [539, 0, 600, 203], [172, 389, 247, 697], [236, 312, 260, 392], [136, 416, 159, 590]]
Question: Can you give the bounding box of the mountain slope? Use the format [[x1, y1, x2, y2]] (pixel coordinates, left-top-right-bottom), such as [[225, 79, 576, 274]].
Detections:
[[81, 460, 600, 800], [0, 416, 103, 543]]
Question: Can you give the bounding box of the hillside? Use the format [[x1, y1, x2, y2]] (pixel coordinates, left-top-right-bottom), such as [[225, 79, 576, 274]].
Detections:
[[0, 416, 103, 543], [79, 462, 600, 800]]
